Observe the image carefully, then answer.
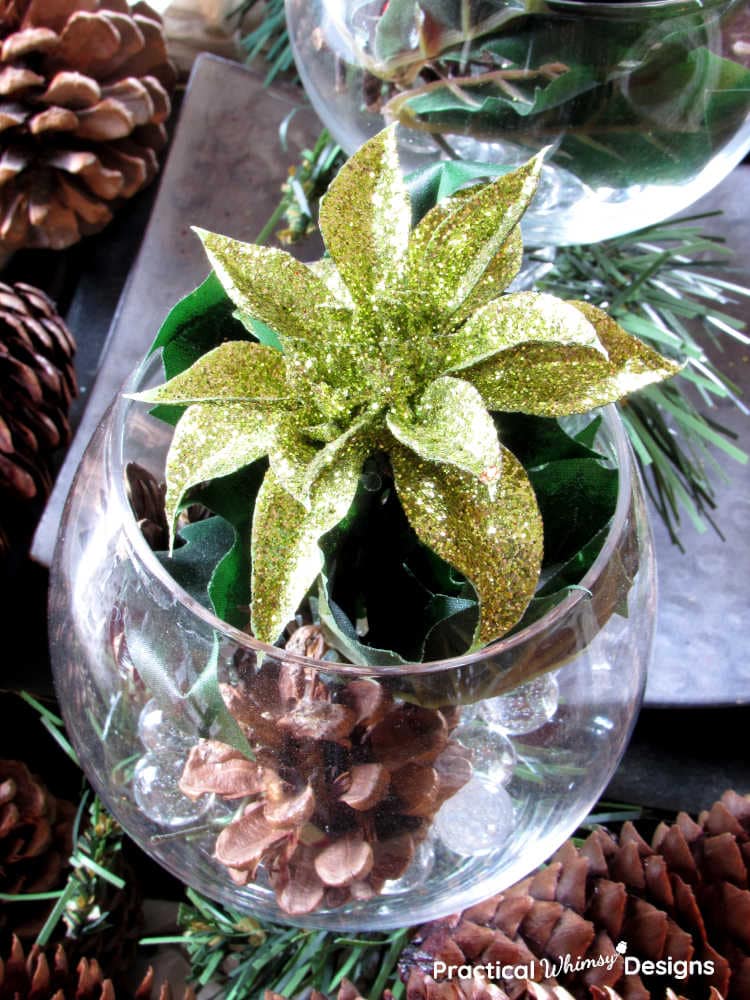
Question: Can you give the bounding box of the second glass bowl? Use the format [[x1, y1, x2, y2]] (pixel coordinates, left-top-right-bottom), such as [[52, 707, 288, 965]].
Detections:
[[286, 0, 750, 245]]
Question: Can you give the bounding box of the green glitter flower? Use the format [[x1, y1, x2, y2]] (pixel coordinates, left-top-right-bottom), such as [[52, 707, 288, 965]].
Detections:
[[132, 126, 679, 649]]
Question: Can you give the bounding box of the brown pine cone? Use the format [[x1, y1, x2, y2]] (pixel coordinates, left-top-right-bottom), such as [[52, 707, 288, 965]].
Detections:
[[0, 934, 195, 1000], [125, 461, 215, 551], [399, 791, 750, 1000], [179, 626, 471, 915], [0, 0, 176, 252], [125, 461, 168, 550], [0, 280, 76, 552], [0, 759, 75, 938]]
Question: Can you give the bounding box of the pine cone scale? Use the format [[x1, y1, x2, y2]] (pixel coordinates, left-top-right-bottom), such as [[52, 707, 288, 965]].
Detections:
[[2, 26, 58, 60], [42, 71, 100, 108], [0, 0, 174, 250]]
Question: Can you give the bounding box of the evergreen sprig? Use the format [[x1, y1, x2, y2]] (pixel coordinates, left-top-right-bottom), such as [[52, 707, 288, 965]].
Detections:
[[534, 216, 749, 545], [257, 128, 345, 246], [17, 693, 129, 950], [233, 0, 295, 85], [143, 889, 408, 1000]]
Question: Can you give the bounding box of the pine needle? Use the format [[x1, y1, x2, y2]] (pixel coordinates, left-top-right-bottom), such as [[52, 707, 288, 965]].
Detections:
[[535, 218, 749, 545], [166, 892, 407, 1000]]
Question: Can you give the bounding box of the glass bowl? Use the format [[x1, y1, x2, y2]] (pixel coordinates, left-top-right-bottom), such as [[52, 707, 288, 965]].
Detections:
[[286, 0, 750, 246], [49, 352, 655, 929]]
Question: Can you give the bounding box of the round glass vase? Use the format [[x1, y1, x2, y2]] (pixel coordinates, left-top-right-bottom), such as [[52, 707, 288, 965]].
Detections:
[[49, 353, 655, 930], [286, 0, 750, 246]]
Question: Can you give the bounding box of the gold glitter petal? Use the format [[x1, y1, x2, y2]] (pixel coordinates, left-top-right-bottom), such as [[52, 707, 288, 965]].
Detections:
[[318, 124, 411, 305], [267, 415, 318, 507], [408, 193, 522, 326], [386, 376, 502, 486], [411, 153, 543, 320], [132, 341, 287, 405], [391, 441, 543, 646], [407, 189, 470, 270], [449, 225, 523, 327], [444, 291, 604, 375], [164, 401, 277, 545], [300, 411, 378, 502], [465, 301, 681, 416], [196, 228, 343, 355], [307, 258, 355, 309], [251, 453, 364, 644]]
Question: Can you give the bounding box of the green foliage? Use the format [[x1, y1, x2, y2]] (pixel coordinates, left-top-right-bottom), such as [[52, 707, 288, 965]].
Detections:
[[234, 0, 295, 84], [143, 889, 409, 1000]]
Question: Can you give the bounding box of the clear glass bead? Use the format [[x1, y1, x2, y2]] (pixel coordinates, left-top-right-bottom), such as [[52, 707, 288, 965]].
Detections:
[[133, 751, 212, 827], [137, 698, 193, 753], [479, 674, 560, 736], [454, 718, 516, 787], [434, 776, 515, 857]]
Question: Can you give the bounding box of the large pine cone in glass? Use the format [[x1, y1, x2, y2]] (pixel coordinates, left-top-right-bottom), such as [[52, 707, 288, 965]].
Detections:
[[0, 0, 176, 251], [400, 791, 750, 1000]]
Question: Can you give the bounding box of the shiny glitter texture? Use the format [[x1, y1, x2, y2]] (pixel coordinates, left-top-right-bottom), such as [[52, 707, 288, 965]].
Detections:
[[132, 125, 679, 649], [390, 442, 542, 644]]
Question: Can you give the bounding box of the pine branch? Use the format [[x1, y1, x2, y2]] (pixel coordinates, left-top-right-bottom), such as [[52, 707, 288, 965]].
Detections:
[[534, 218, 749, 546], [18, 692, 131, 950], [256, 128, 345, 245], [142, 890, 408, 1000], [233, 0, 296, 85]]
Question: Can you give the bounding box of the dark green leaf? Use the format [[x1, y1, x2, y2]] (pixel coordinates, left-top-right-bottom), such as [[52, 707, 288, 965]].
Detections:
[[406, 161, 514, 227], [156, 518, 235, 607], [147, 273, 250, 426], [189, 461, 269, 629]]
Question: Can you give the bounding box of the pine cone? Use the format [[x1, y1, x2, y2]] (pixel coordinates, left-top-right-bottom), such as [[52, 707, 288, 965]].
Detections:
[[399, 791, 750, 1000], [0, 934, 195, 1000], [179, 626, 471, 915], [0, 280, 76, 552], [0, 759, 75, 938], [0, 0, 176, 252], [125, 461, 214, 551], [126, 461, 168, 550]]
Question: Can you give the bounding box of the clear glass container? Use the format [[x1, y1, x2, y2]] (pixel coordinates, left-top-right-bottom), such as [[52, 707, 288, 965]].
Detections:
[[286, 0, 750, 245], [49, 353, 656, 929]]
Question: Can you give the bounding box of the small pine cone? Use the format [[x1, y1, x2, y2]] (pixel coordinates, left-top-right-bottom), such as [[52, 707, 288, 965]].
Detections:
[[125, 461, 167, 550], [400, 791, 750, 1000], [180, 630, 471, 916], [0, 281, 76, 551], [125, 461, 213, 550], [0, 934, 195, 1000], [0, 759, 75, 939], [0, 0, 177, 252]]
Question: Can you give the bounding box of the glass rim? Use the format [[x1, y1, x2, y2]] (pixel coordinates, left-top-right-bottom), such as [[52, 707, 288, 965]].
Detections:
[[110, 351, 635, 677], [544, 0, 728, 16]]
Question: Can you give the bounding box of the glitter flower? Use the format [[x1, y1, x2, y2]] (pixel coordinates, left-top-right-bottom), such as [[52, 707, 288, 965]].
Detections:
[[132, 126, 678, 649]]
